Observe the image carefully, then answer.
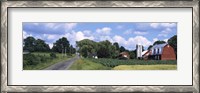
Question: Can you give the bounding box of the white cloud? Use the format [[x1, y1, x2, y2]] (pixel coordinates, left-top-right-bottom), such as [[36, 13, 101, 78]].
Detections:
[[99, 36, 113, 43], [150, 23, 159, 28], [153, 38, 158, 43], [83, 30, 91, 36], [158, 28, 172, 37], [112, 35, 151, 50], [23, 30, 32, 39], [127, 36, 151, 47], [113, 35, 126, 45], [150, 23, 176, 28], [134, 31, 148, 35], [75, 31, 94, 41], [96, 27, 112, 35], [164, 39, 168, 42], [65, 23, 77, 30], [160, 23, 176, 28]]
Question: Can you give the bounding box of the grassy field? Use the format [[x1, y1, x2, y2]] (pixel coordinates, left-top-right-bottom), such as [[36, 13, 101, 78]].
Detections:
[[23, 52, 75, 70], [69, 58, 177, 70], [89, 58, 177, 68], [113, 65, 177, 70], [68, 58, 111, 70]]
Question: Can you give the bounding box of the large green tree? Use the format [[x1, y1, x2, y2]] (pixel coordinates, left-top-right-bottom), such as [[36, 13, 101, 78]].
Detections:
[[97, 40, 115, 58], [119, 46, 126, 52], [34, 39, 50, 52], [52, 37, 70, 53], [76, 39, 97, 58], [168, 35, 177, 58], [23, 36, 36, 52]]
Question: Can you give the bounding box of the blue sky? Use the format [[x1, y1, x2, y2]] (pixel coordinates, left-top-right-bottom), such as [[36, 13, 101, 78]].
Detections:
[[23, 22, 177, 50]]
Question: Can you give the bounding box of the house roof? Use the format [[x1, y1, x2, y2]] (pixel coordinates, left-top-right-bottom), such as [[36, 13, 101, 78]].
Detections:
[[151, 43, 168, 49], [150, 43, 168, 55]]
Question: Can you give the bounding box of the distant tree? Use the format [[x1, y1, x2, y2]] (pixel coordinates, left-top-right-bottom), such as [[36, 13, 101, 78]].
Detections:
[[113, 42, 120, 51], [97, 40, 115, 58], [69, 45, 76, 54], [52, 37, 70, 53], [23, 36, 36, 52], [129, 50, 136, 59], [153, 40, 166, 45], [76, 39, 97, 58], [168, 35, 177, 58], [34, 39, 50, 52], [147, 45, 153, 50], [119, 46, 126, 52]]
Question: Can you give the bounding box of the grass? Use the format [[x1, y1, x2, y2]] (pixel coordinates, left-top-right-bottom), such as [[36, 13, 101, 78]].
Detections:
[[113, 65, 177, 70], [23, 52, 75, 70], [68, 58, 111, 70], [89, 58, 177, 68]]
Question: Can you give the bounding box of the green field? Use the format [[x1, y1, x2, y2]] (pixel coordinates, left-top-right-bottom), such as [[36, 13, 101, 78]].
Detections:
[[69, 58, 177, 70], [68, 58, 111, 70], [113, 65, 177, 70], [23, 52, 74, 70]]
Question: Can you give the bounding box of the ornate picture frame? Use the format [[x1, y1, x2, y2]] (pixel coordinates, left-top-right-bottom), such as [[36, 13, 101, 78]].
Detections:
[[1, 1, 199, 92]]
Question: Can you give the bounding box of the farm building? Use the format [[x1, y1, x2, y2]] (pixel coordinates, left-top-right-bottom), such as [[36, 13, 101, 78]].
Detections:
[[118, 52, 130, 59], [142, 43, 176, 60]]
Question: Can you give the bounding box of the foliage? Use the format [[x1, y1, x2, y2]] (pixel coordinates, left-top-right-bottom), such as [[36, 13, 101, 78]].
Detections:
[[153, 40, 166, 45], [128, 50, 136, 59], [23, 36, 36, 52], [119, 46, 126, 52], [52, 37, 70, 53], [97, 40, 116, 58], [23, 36, 50, 52], [50, 52, 57, 59], [147, 45, 153, 50], [34, 39, 50, 52], [89, 58, 177, 68], [76, 39, 97, 58], [23, 52, 74, 70], [113, 42, 120, 51], [168, 35, 177, 58]]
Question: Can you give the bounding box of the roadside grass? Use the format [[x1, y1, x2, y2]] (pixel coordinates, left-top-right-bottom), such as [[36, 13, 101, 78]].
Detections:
[[23, 52, 75, 70], [113, 65, 177, 70], [68, 58, 111, 70]]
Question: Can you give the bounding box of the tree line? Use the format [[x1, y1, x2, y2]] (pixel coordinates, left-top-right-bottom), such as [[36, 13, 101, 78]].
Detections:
[[77, 35, 177, 59], [23, 36, 76, 54]]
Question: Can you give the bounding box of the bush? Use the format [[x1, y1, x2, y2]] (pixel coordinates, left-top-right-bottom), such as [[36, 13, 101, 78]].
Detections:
[[50, 52, 57, 59]]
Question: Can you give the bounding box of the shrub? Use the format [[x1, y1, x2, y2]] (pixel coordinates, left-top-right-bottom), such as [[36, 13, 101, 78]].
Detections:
[[50, 52, 57, 59]]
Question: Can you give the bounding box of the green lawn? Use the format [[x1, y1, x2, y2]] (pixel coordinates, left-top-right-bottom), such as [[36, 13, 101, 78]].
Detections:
[[113, 65, 177, 70], [23, 52, 75, 70], [68, 58, 111, 70]]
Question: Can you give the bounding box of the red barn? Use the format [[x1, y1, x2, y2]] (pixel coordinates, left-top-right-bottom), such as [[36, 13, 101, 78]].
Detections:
[[148, 43, 176, 60]]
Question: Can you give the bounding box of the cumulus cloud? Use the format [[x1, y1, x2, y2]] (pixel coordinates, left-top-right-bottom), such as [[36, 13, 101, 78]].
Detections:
[[158, 28, 172, 37], [124, 29, 148, 35], [112, 35, 151, 50], [150, 23, 176, 29], [133, 31, 148, 35], [96, 27, 112, 35]]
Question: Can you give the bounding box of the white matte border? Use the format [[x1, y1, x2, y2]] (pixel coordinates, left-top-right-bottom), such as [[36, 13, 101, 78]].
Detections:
[[8, 8, 192, 85]]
